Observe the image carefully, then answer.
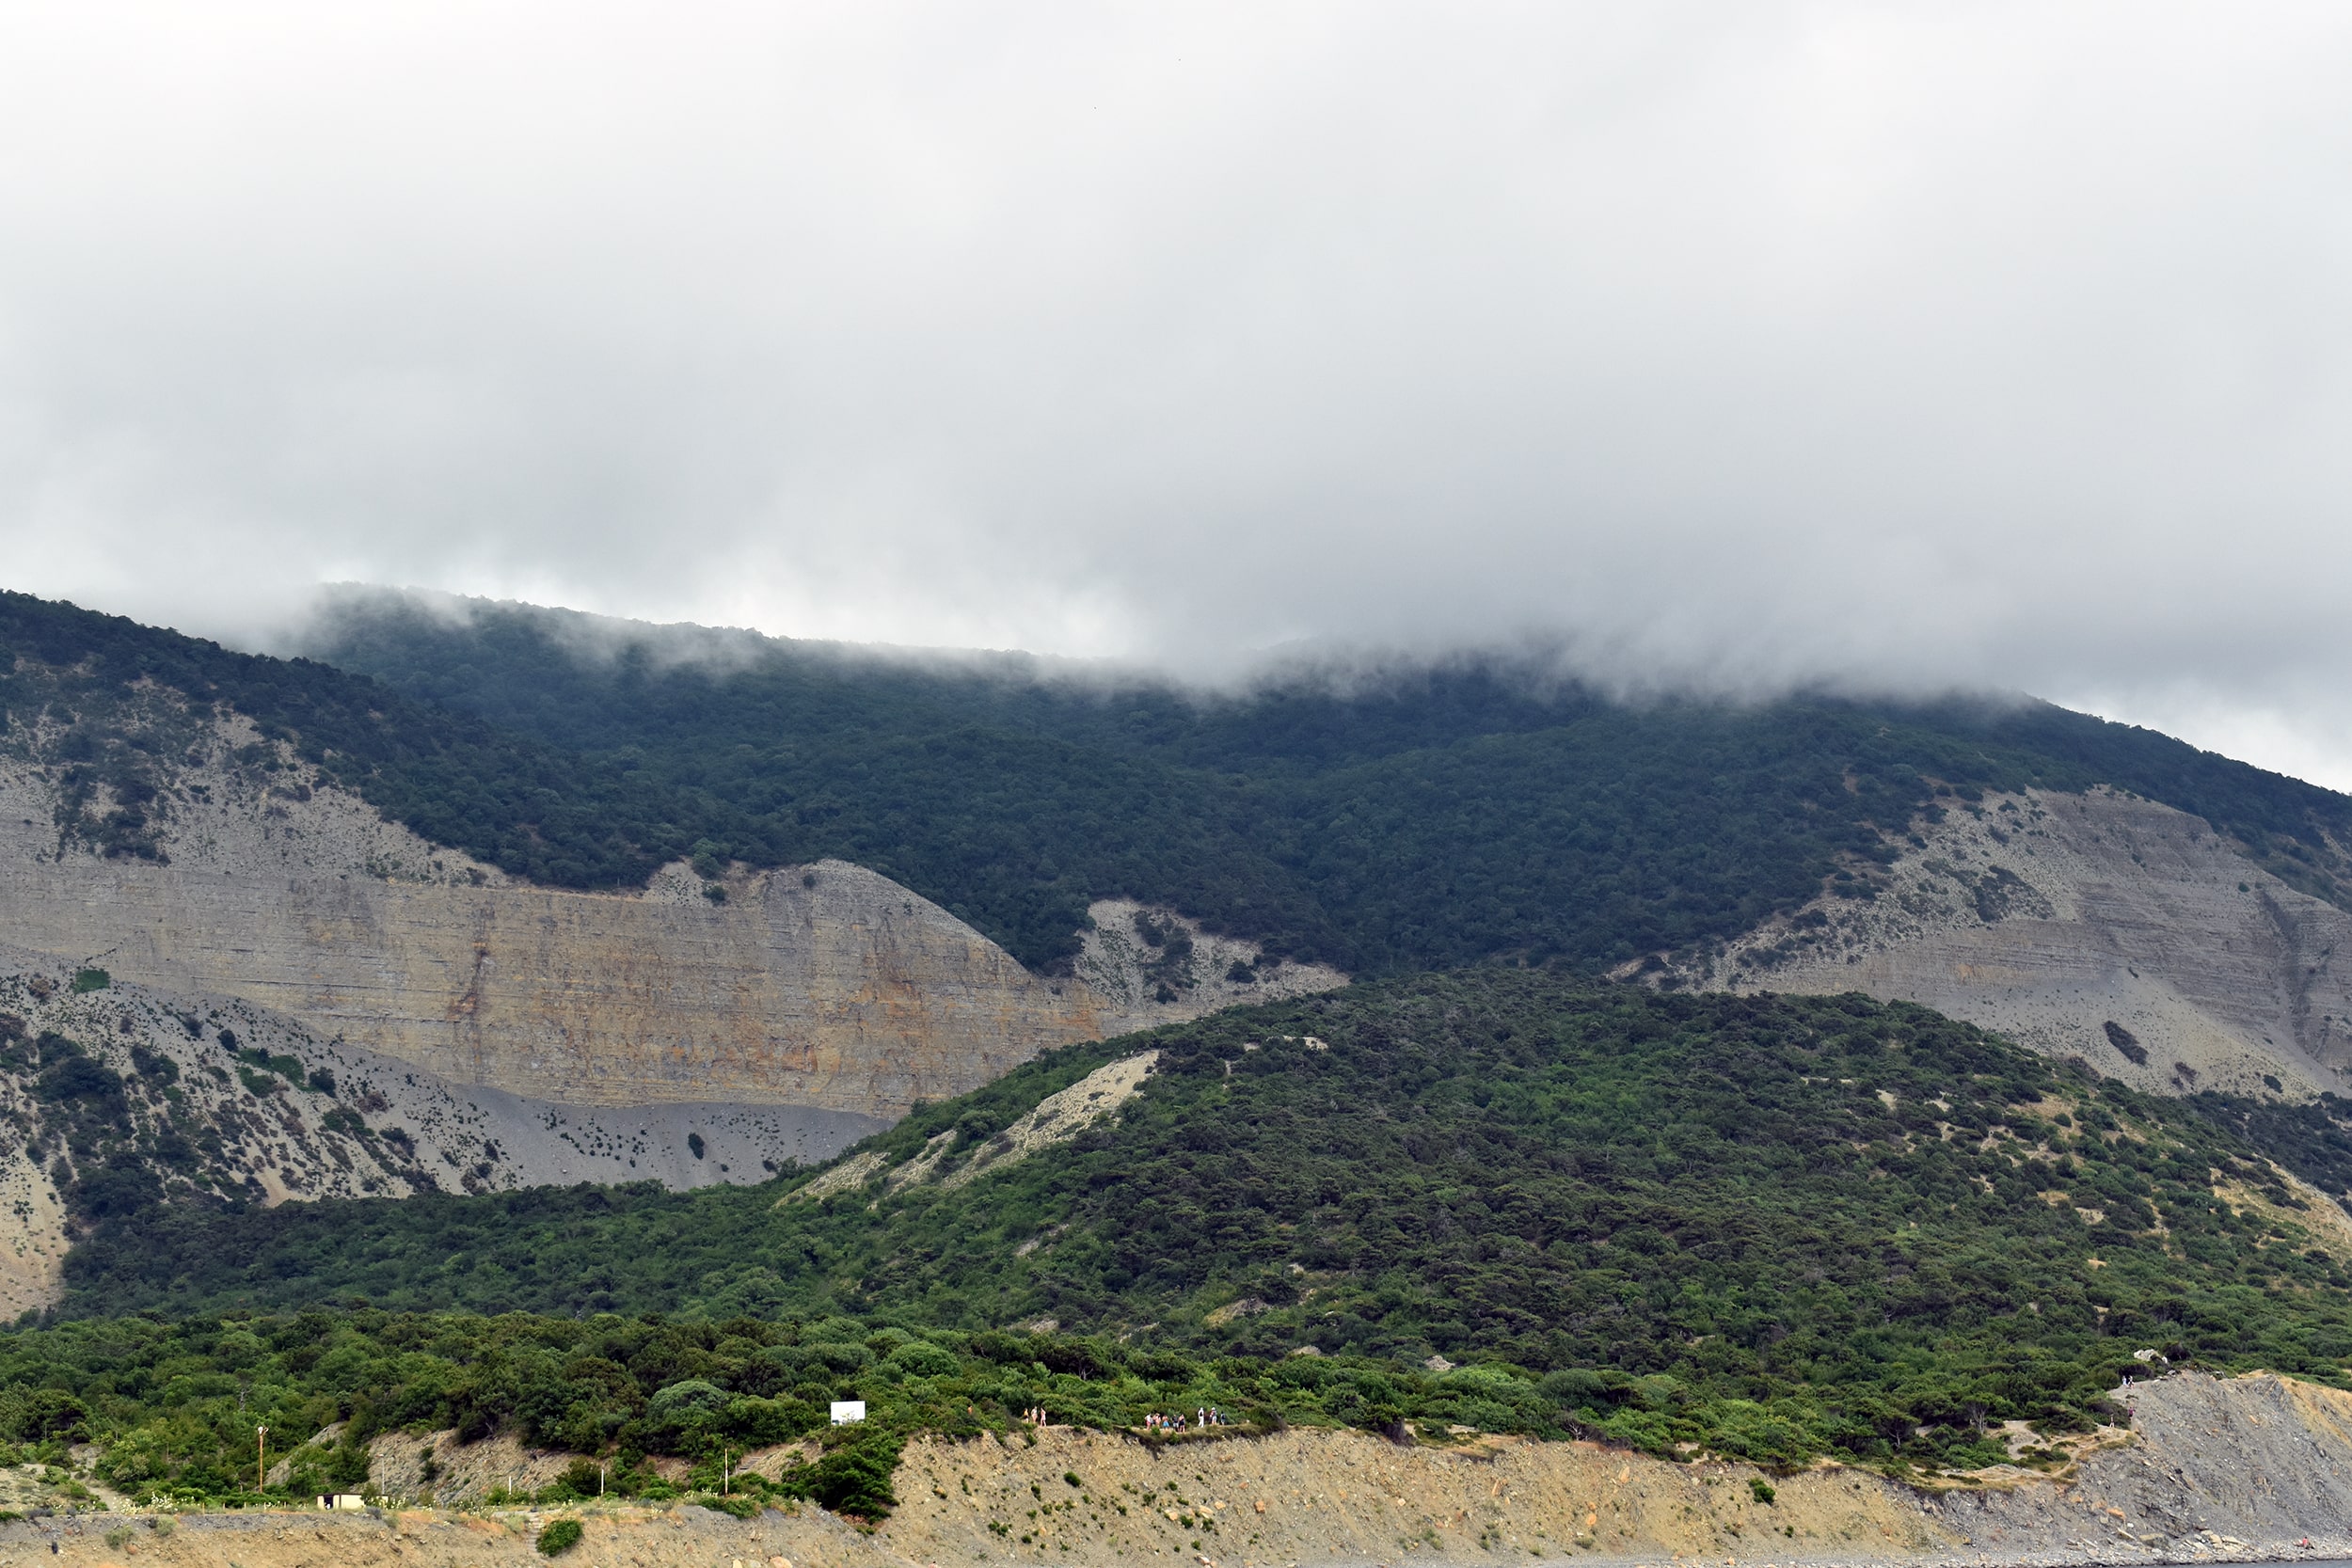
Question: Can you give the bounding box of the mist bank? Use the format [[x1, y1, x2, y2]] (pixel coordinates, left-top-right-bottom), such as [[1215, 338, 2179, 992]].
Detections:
[[292, 582, 2063, 710]]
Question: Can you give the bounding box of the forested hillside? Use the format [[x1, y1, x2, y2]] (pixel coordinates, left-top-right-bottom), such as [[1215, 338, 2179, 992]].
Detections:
[[13, 586, 2352, 1505], [305, 592, 2352, 971], [0, 592, 686, 889], [3, 588, 2346, 977], [60, 975, 2352, 1472]]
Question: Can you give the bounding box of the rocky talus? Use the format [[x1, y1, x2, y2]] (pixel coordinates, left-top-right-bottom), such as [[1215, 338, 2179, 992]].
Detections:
[[0, 946, 889, 1313], [1674, 786, 2352, 1098], [1940, 1369, 2352, 1560], [12, 1371, 2348, 1566], [0, 717, 1340, 1123]]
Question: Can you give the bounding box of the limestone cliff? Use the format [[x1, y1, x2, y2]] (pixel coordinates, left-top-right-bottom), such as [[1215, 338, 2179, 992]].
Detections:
[[0, 707, 1341, 1123], [0, 945, 890, 1313], [1670, 786, 2352, 1097]]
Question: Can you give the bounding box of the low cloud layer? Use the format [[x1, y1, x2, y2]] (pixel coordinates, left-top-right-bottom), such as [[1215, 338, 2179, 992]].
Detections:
[[4, 6, 2352, 780]]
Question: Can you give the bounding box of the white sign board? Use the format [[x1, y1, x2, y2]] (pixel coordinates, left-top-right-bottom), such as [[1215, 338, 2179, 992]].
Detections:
[[830, 1400, 866, 1425]]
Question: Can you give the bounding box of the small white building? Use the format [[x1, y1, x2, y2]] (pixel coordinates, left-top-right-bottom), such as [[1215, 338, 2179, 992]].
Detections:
[[315, 1494, 367, 1511], [830, 1400, 866, 1426]]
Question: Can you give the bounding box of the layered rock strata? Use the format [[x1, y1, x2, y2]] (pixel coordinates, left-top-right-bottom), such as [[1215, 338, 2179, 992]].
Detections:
[[0, 721, 1341, 1122], [1673, 786, 2352, 1097], [0, 946, 887, 1312]]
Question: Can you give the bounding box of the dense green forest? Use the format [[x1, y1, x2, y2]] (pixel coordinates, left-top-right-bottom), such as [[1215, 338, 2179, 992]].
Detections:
[[0, 593, 688, 890], [57, 976, 2352, 1475], [303, 593, 2352, 971], [2, 1306, 1507, 1516], [2181, 1090, 2352, 1200], [5, 588, 2349, 974]]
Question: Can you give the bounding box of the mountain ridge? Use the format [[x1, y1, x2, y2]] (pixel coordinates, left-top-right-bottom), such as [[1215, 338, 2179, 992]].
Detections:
[[9, 587, 2352, 1531], [298, 587, 2352, 974]]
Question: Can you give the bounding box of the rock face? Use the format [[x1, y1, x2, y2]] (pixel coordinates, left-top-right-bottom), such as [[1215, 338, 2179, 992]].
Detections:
[[1674, 786, 2352, 1097], [0, 946, 889, 1314], [1073, 897, 1342, 1020], [0, 718, 1343, 1123], [1936, 1369, 2352, 1556]]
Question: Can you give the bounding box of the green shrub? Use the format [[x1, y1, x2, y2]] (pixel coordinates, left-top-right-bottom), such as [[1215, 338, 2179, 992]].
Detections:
[[776, 1429, 901, 1521], [721, 1396, 813, 1446], [535, 1517, 583, 1556], [886, 1341, 959, 1379], [69, 969, 108, 994], [550, 1458, 604, 1499]]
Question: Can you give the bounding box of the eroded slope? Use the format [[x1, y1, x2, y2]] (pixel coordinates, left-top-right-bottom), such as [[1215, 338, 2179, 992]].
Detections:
[[0, 946, 889, 1312], [131, 1370, 2352, 1567], [0, 698, 1338, 1122], [1673, 786, 2352, 1097]]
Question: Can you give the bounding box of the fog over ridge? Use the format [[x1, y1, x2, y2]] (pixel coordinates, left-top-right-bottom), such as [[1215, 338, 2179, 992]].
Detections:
[[3, 6, 2351, 784], [294, 581, 2065, 733]]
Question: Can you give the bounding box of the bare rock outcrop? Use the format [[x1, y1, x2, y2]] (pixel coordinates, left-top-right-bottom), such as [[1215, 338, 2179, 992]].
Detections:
[[1674, 787, 2352, 1098], [268, 1371, 2352, 1566], [0, 946, 890, 1311], [1075, 898, 1345, 1020], [1931, 1369, 2352, 1557], [0, 716, 1340, 1124]]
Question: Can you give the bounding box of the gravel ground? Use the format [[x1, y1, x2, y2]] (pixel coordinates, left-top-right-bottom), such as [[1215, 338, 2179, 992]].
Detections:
[[8, 1370, 2344, 1568]]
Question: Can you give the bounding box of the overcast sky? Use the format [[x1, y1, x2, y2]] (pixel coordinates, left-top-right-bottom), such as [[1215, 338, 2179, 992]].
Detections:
[[4, 5, 2351, 783]]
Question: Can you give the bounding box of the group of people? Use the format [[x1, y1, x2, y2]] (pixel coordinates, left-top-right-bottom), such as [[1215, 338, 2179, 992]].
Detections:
[[1143, 1407, 1228, 1432], [1020, 1403, 1236, 1431]]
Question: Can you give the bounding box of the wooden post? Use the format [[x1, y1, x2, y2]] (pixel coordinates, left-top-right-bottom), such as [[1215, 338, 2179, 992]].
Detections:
[[255, 1425, 268, 1494]]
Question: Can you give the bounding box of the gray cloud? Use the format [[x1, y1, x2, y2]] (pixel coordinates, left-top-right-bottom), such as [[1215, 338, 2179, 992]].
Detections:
[[5, 5, 2352, 779]]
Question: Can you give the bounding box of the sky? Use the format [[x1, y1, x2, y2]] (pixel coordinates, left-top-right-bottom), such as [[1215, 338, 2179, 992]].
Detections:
[[4, 5, 2352, 784]]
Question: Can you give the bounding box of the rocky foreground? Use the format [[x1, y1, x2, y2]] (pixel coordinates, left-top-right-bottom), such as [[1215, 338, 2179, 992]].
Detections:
[[6, 1370, 2346, 1567]]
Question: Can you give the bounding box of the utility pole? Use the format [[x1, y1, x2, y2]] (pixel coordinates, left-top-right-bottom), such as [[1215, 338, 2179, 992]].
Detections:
[[599, 1462, 607, 1497], [255, 1425, 268, 1495]]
